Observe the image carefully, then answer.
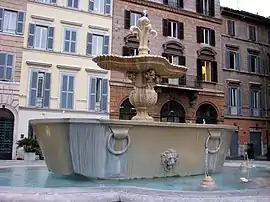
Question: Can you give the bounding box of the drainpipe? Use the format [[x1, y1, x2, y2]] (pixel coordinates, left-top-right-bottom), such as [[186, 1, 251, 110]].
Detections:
[[263, 46, 269, 149]]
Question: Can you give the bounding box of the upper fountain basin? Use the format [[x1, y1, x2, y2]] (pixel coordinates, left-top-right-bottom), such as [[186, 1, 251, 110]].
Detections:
[[92, 55, 187, 77]]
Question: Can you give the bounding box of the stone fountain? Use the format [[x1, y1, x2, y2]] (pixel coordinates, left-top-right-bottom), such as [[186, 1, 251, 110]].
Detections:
[[30, 12, 236, 180]]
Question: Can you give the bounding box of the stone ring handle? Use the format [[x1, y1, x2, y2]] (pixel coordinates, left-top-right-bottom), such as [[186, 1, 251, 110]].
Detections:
[[106, 132, 131, 156], [205, 135, 222, 154]]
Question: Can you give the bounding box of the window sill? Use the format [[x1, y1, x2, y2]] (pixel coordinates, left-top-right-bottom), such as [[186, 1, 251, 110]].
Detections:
[[61, 51, 78, 55], [223, 68, 269, 77], [201, 81, 217, 85], [88, 10, 112, 17], [0, 32, 24, 38]]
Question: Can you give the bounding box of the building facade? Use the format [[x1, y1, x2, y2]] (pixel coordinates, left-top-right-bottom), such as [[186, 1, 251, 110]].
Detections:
[[0, 0, 27, 160], [17, 0, 113, 158], [221, 7, 270, 158], [111, 0, 225, 124]]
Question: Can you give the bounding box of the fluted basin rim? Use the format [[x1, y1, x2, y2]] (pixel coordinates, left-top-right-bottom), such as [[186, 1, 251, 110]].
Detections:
[[92, 55, 187, 77], [30, 118, 237, 131]]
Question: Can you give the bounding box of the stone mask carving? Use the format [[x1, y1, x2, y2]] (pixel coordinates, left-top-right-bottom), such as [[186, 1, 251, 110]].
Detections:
[[161, 149, 179, 172]]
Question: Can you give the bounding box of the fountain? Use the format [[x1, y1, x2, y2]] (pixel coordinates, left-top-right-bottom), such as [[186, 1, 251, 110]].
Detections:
[[30, 11, 236, 180]]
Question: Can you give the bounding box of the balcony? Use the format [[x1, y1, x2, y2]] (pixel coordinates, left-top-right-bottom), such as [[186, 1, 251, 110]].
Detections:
[[156, 75, 201, 106], [158, 75, 201, 89]]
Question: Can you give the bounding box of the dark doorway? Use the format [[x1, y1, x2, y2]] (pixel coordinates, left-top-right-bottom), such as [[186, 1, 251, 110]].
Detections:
[[119, 98, 136, 120], [196, 104, 218, 124], [160, 101, 185, 123], [230, 130, 239, 156], [0, 107, 14, 160], [250, 131, 262, 157]]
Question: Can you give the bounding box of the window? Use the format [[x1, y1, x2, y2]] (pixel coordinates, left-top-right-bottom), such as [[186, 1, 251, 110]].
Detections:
[[248, 54, 260, 73], [197, 59, 218, 83], [67, 0, 78, 8], [88, 76, 108, 112], [228, 86, 242, 115], [225, 50, 240, 70], [196, 0, 215, 17], [86, 33, 109, 56], [123, 47, 138, 56], [89, 0, 111, 14], [124, 10, 142, 29], [227, 20, 235, 36], [163, 0, 183, 8], [202, 61, 211, 81], [29, 70, 51, 108], [250, 89, 262, 117], [248, 25, 256, 41], [161, 42, 186, 85], [27, 24, 54, 50], [60, 74, 74, 109], [130, 12, 142, 27], [0, 9, 24, 35], [63, 29, 77, 53], [0, 53, 14, 81], [39, 0, 57, 3], [163, 19, 184, 39], [197, 27, 215, 46]]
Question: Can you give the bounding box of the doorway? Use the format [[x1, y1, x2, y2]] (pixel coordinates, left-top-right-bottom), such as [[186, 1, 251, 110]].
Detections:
[[0, 107, 14, 160]]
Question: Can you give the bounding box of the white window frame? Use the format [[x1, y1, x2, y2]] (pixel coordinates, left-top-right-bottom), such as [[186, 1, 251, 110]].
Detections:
[[202, 60, 211, 82], [27, 68, 51, 108], [2, 10, 18, 34], [249, 54, 258, 73], [202, 28, 210, 45], [62, 28, 78, 54], [202, 0, 209, 15], [67, 0, 79, 8], [130, 12, 141, 27], [168, 21, 178, 38], [87, 73, 108, 112], [59, 72, 76, 110], [34, 25, 48, 50], [253, 90, 260, 109], [91, 34, 104, 56]]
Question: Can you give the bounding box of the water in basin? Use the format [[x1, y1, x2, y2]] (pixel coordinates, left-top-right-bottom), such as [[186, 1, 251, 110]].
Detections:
[[0, 166, 269, 191]]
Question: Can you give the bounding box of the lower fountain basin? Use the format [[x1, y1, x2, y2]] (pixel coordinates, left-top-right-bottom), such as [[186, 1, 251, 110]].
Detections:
[[0, 164, 270, 190], [31, 119, 236, 179], [0, 161, 270, 202]]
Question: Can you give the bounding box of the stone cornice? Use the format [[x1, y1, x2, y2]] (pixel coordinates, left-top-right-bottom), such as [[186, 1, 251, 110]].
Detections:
[[120, 0, 222, 25]]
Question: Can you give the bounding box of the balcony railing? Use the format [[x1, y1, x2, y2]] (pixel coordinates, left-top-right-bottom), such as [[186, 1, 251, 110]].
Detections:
[[160, 75, 201, 89]]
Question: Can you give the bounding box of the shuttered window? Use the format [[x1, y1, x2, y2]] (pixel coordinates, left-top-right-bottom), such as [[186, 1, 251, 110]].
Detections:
[[27, 24, 54, 50], [88, 76, 108, 113], [29, 70, 51, 108], [163, 19, 184, 40], [0, 8, 24, 35], [86, 33, 109, 56], [196, 0, 215, 17], [60, 74, 75, 109], [89, 0, 111, 14], [197, 59, 218, 83], [196, 26, 215, 46]]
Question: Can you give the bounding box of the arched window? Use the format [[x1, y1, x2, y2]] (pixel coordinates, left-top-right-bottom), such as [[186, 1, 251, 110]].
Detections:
[[119, 98, 136, 120], [196, 103, 218, 124], [122, 34, 139, 56], [160, 101, 185, 123], [162, 41, 186, 85], [197, 47, 218, 83]]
